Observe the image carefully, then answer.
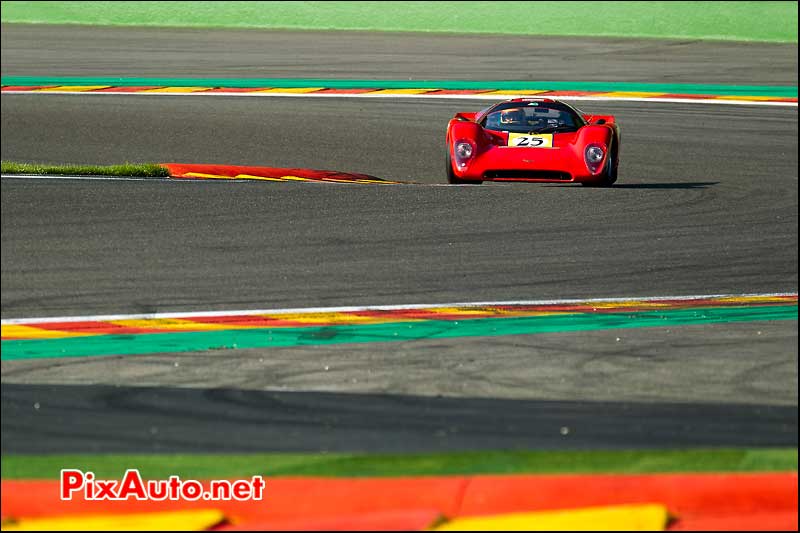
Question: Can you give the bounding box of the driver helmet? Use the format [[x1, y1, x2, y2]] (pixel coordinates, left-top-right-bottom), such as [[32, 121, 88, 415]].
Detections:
[[500, 108, 526, 125]]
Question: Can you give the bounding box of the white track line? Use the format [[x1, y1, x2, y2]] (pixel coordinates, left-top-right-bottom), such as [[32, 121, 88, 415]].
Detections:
[[2, 292, 796, 325], [2, 90, 796, 107]]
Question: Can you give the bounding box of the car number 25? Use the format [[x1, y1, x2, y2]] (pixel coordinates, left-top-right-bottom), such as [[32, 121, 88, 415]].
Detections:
[[508, 133, 553, 148]]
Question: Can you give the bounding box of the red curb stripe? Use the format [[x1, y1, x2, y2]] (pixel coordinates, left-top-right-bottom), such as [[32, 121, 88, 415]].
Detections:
[[201, 87, 273, 93], [757, 97, 797, 103], [92, 86, 163, 93], [659, 93, 736, 100], [353, 309, 504, 320], [178, 316, 346, 328], [653, 93, 795, 103], [20, 321, 187, 336], [1, 477, 469, 521], [214, 509, 443, 531], [537, 90, 597, 97], [427, 89, 495, 95], [2, 473, 795, 524], [1, 85, 50, 91], [315, 88, 380, 94], [458, 472, 798, 517]]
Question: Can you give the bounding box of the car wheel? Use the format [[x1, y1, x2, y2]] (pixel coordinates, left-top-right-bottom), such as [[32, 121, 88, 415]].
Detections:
[[446, 150, 481, 185]]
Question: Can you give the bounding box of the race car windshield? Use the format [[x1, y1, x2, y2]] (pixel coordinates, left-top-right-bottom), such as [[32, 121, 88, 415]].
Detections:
[[482, 104, 583, 134]]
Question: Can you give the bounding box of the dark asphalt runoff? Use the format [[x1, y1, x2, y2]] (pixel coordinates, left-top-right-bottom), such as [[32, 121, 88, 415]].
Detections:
[[2, 383, 796, 454], [2, 24, 798, 85], [1, 26, 797, 454]]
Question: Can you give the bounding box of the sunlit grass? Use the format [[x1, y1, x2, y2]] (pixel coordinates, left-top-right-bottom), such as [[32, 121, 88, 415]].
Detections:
[[1, 161, 169, 177], [2, 448, 796, 480]]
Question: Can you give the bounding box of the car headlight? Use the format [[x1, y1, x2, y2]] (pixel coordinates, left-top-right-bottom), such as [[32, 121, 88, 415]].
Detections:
[[455, 141, 473, 160], [584, 144, 605, 173], [586, 145, 604, 164]]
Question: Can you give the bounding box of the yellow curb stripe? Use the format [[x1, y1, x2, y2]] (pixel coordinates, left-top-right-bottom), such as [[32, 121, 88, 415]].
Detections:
[[368, 88, 439, 95], [353, 178, 400, 184], [434, 503, 669, 531], [714, 95, 785, 101], [595, 91, 667, 98], [424, 307, 578, 318], [234, 174, 289, 181], [182, 172, 235, 180], [583, 301, 665, 309], [472, 307, 521, 315], [177, 173, 396, 184], [1, 324, 91, 340], [251, 87, 326, 93], [1, 509, 226, 531], [510, 311, 581, 317], [321, 178, 401, 184], [479, 90, 551, 96], [592, 303, 671, 309], [33, 85, 110, 92], [716, 295, 796, 303], [259, 312, 391, 324], [277, 175, 313, 181], [140, 86, 213, 93], [346, 314, 422, 324], [427, 307, 503, 316], [108, 318, 240, 331], [321, 178, 363, 183], [475, 307, 578, 317]]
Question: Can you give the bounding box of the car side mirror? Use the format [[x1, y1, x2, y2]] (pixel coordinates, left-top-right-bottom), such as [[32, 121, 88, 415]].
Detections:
[[595, 119, 606, 125]]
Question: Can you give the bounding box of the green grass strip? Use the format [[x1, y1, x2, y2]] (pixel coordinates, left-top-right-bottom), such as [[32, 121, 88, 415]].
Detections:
[[1, 161, 169, 178], [1, 1, 797, 43], [3, 76, 797, 98], [2, 449, 796, 480], [2, 305, 797, 361]]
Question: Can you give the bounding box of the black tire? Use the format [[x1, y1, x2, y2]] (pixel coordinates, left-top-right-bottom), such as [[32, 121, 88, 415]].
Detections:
[[446, 150, 481, 185]]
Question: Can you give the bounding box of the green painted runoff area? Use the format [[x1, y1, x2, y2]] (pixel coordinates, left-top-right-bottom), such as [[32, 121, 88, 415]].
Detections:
[[3, 76, 797, 98], [1, 1, 797, 43], [2, 449, 796, 480], [3, 305, 796, 361]]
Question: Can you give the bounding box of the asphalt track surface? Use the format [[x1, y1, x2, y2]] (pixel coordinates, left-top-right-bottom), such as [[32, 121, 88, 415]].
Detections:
[[2, 24, 798, 85], [2, 98, 797, 315], [1, 27, 798, 453]]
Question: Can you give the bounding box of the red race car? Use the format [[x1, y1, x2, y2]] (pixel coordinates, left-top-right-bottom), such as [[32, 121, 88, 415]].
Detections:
[[445, 98, 620, 186]]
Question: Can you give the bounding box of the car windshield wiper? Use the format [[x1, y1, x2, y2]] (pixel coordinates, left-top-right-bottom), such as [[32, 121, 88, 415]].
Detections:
[[531, 125, 577, 134]]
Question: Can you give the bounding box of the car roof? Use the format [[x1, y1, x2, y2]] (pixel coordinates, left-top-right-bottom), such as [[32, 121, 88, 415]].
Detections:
[[506, 97, 557, 104]]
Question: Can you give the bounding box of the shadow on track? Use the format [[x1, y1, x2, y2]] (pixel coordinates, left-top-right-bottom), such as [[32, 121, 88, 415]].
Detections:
[[541, 182, 719, 189], [611, 182, 719, 189]]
